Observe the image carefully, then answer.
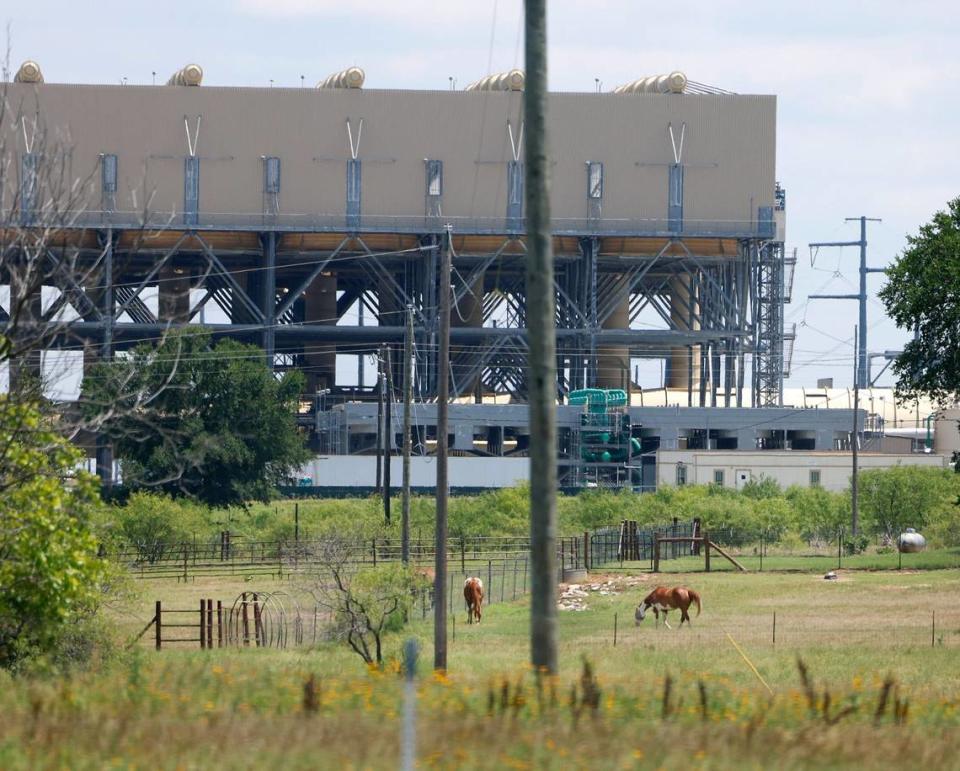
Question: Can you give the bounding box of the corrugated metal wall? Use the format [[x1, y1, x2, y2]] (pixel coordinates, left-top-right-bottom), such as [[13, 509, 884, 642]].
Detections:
[[4, 84, 775, 227]]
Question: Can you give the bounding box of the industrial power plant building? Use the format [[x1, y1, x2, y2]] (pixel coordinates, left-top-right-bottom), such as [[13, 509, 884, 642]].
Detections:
[[3, 62, 946, 490]]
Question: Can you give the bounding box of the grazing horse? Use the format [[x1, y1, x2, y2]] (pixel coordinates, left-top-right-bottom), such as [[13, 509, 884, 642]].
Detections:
[[635, 586, 701, 629], [463, 577, 484, 624]]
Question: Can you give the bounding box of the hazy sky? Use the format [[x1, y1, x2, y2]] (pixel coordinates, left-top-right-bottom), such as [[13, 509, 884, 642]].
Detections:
[[6, 0, 959, 391]]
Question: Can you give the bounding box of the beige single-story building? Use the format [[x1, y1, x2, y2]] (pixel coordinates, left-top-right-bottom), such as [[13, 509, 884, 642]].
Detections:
[[656, 450, 949, 492]]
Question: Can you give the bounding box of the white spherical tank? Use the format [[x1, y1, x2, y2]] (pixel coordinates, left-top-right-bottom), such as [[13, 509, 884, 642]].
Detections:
[[897, 528, 927, 553], [14, 60, 44, 84]]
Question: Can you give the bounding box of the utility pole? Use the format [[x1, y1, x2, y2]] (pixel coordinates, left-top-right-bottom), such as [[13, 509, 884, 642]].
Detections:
[[525, 0, 559, 674], [851, 326, 860, 537], [376, 347, 384, 495], [402, 305, 414, 564], [384, 345, 393, 525], [808, 216, 883, 387], [434, 225, 452, 671]]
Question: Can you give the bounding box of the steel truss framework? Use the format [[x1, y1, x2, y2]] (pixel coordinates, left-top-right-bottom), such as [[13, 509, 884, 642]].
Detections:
[[2, 224, 780, 414]]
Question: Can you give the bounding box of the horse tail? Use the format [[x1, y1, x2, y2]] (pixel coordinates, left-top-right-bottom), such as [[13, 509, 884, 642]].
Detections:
[[688, 589, 702, 616]]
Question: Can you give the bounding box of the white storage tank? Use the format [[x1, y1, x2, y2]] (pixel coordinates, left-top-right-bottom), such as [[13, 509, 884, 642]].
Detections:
[[167, 64, 203, 86], [317, 67, 365, 89], [897, 528, 927, 553], [613, 71, 687, 94], [464, 69, 524, 92], [933, 408, 960, 456], [14, 60, 44, 84]]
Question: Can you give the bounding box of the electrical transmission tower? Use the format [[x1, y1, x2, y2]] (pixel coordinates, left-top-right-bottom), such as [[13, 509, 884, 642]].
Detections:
[[808, 216, 884, 388]]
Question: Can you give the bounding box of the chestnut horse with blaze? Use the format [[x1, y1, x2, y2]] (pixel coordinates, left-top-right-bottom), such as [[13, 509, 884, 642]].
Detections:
[[463, 577, 484, 624], [635, 586, 701, 629]]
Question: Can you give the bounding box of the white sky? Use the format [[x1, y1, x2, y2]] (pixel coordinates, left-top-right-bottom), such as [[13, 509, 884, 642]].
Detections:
[[6, 0, 959, 392]]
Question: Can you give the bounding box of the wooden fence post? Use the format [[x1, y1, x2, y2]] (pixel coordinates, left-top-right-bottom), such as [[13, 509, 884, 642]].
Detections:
[[207, 599, 214, 649], [253, 593, 262, 647], [487, 560, 493, 605], [704, 531, 711, 573], [653, 533, 660, 573], [461, 536, 466, 574], [584, 531, 590, 571], [200, 598, 207, 649], [155, 600, 162, 651], [217, 600, 223, 648], [242, 592, 250, 647]]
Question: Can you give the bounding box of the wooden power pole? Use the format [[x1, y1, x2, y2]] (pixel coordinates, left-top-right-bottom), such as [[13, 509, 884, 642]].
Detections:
[[434, 226, 452, 671], [402, 304, 414, 564], [525, 0, 559, 674]]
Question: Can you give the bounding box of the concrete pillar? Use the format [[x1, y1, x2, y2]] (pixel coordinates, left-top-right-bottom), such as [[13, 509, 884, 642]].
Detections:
[[158, 265, 191, 323], [452, 272, 484, 397], [596, 279, 629, 390], [667, 275, 701, 390], [303, 273, 337, 392]]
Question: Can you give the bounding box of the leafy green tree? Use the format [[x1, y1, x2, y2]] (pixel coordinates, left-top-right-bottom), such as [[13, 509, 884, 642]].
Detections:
[[740, 474, 783, 500], [858, 465, 957, 540], [82, 328, 310, 507], [879, 197, 960, 408], [97, 492, 213, 562], [786, 485, 849, 543], [0, 397, 106, 668]]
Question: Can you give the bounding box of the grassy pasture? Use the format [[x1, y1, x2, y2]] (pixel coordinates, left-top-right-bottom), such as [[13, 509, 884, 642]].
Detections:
[[0, 567, 952, 768], [636, 545, 960, 574]]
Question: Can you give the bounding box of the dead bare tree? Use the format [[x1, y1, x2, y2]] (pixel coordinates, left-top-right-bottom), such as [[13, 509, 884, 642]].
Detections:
[[0, 52, 195, 488], [299, 537, 423, 667]]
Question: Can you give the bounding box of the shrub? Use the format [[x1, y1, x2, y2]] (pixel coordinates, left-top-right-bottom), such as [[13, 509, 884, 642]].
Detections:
[[0, 399, 108, 670], [102, 492, 212, 562]]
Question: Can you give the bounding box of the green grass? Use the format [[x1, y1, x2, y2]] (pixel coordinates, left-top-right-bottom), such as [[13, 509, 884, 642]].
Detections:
[[644, 546, 960, 574], [4, 568, 960, 769]]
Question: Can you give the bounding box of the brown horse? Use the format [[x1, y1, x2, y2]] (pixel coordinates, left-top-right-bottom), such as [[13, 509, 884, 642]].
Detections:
[[635, 586, 701, 629], [464, 577, 484, 624]]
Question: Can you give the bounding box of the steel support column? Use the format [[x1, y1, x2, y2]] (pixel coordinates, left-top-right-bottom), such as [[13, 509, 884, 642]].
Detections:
[[261, 232, 276, 364]]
